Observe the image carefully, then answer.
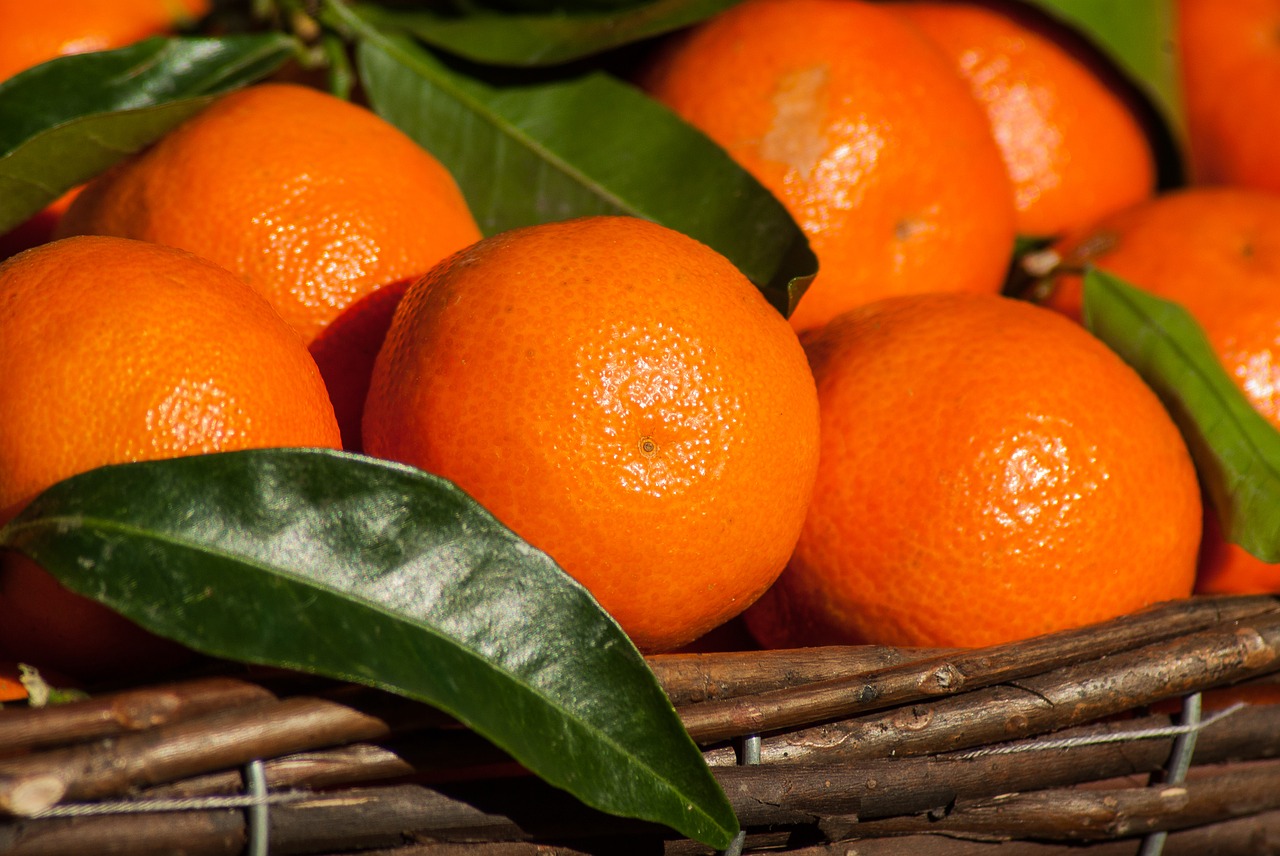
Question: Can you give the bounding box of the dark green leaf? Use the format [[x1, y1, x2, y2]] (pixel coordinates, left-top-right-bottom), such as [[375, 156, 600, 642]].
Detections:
[[0, 34, 297, 233], [351, 0, 742, 67], [328, 3, 813, 317], [1082, 269, 1280, 562], [0, 448, 738, 848]]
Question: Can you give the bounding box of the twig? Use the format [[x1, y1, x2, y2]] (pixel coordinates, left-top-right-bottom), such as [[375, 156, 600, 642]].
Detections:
[[680, 594, 1279, 743], [703, 607, 1280, 764]]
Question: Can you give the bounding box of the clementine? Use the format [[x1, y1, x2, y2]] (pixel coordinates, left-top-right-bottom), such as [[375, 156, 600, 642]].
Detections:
[[0, 235, 342, 680], [1043, 186, 1280, 595], [362, 216, 820, 653], [56, 82, 483, 449], [638, 0, 1016, 333], [744, 292, 1202, 650], [1179, 0, 1280, 193], [893, 0, 1156, 238]]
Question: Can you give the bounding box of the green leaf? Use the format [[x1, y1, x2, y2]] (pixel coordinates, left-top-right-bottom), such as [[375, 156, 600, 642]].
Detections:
[[1081, 269, 1280, 562], [0, 34, 297, 234], [351, 0, 742, 67], [0, 448, 738, 848], [328, 2, 814, 317], [1022, 0, 1186, 176]]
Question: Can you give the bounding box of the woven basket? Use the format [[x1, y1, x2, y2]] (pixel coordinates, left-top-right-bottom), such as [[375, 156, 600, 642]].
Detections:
[[3, 592, 1280, 855]]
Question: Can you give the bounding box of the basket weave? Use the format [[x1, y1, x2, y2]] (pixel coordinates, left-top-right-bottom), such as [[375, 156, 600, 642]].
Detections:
[[3, 593, 1280, 855]]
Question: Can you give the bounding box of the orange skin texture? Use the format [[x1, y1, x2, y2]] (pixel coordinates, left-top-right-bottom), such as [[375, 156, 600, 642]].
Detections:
[[1046, 187, 1280, 594], [638, 0, 1015, 334], [56, 81, 482, 349], [362, 216, 820, 653], [744, 293, 1201, 650], [1179, 0, 1280, 192], [0, 0, 209, 83], [893, 0, 1156, 238], [0, 235, 341, 680]]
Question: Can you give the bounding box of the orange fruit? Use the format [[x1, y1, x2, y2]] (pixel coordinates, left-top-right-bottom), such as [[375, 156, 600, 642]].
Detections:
[[0, 235, 342, 680], [892, 0, 1156, 238], [744, 293, 1201, 650], [0, 0, 209, 84], [0, 661, 27, 703], [637, 0, 1016, 334], [1179, 0, 1280, 192], [362, 216, 820, 653], [56, 82, 483, 449], [1043, 186, 1280, 595]]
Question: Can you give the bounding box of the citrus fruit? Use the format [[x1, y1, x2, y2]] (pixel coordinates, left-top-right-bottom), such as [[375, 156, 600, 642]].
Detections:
[[743, 292, 1201, 650], [362, 216, 820, 653], [1179, 0, 1280, 192], [56, 82, 483, 449], [893, 0, 1156, 238], [0, 235, 342, 680], [638, 0, 1016, 334], [1043, 186, 1280, 595]]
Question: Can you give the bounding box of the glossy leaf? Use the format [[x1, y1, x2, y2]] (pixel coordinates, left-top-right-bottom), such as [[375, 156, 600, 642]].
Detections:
[[0, 34, 296, 233], [330, 3, 814, 317], [350, 0, 742, 67], [1082, 269, 1280, 561], [0, 448, 738, 848]]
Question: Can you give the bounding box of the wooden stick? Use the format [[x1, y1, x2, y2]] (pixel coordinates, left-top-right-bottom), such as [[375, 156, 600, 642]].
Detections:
[[0, 677, 276, 755], [680, 594, 1279, 743], [704, 607, 1280, 764], [0, 696, 391, 816], [647, 645, 948, 705], [839, 758, 1280, 842]]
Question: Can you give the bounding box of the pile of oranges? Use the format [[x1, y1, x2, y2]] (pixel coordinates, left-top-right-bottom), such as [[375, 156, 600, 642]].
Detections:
[[1, 0, 1278, 684]]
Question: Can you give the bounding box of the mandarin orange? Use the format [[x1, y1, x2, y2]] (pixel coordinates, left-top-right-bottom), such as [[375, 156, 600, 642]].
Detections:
[[894, 0, 1156, 237], [56, 83, 483, 449], [638, 0, 1015, 333], [362, 216, 820, 653], [0, 235, 341, 680], [1044, 186, 1280, 595], [744, 293, 1201, 649]]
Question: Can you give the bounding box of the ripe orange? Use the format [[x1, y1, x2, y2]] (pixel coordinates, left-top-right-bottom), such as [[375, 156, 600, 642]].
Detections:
[[0, 235, 342, 680], [744, 293, 1201, 650], [893, 0, 1156, 238], [56, 82, 483, 449], [362, 216, 820, 653], [1043, 186, 1280, 595], [637, 0, 1016, 334], [1179, 0, 1280, 192]]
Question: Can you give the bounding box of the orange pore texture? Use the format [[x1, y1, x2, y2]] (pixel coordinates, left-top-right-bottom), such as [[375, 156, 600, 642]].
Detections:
[[0, 0, 209, 83], [744, 293, 1201, 650], [893, 0, 1156, 238], [638, 0, 1016, 334], [362, 216, 821, 653], [1045, 186, 1280, 594], [0, 235, 341, 680], [1179, 0, 1280, 192]]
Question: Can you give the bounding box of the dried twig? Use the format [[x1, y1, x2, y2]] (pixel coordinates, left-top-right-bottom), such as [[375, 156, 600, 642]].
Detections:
[[681, 594, 1279, 743]]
